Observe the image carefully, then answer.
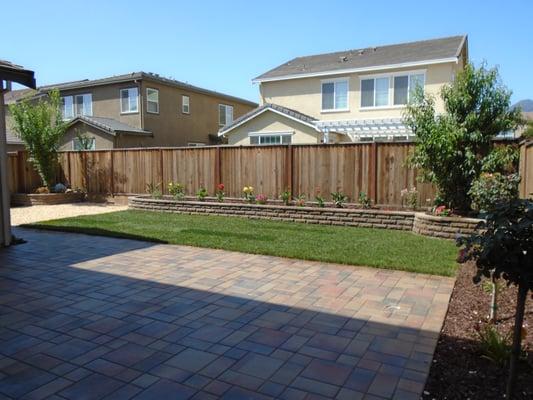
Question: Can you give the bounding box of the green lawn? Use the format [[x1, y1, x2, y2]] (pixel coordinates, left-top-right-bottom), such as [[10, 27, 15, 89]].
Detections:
[[26, 210, 458, 276]]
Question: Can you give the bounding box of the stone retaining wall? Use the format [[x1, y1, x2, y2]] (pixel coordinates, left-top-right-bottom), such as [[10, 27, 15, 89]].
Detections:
[[129, 196, 483, 239], [11, 192, 84, 206]]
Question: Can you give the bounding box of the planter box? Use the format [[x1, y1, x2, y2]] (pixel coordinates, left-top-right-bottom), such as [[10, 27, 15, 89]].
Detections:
[[11, 192, 85, 206], [130, 196, 484, 240]]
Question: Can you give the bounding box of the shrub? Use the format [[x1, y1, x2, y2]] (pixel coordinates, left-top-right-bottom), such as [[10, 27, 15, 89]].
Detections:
[[331, 191, 348, 208], [168, 182, 185, 200], [457, 199, 533, 398], [146, 183, 162, 199], [216, 183, 225, 202], [255, 194, 268, 204], [401, 187, 418, 210], [280, 189, 291, 206], [295, 194, 306, 207], [314, 188, 325, 208], [469, 173, 520, 212], [405, 63, 523, 213], [358, 192, 371, 209], [196, 187, 208, 201], [10, 89, 68, 188], [475, 323, 512, 367], [243, 186, 255, 203]]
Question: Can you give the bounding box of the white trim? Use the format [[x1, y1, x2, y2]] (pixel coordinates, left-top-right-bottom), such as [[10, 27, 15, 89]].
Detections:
[[248, 131, 294, 137], [218, 106, 320, 136], [120, 87, 139, 114], [252, 57, 458, 83], [321, 78, 349, 113], [146, 87, 159, 114], [74, 93, 93, 117], [182, 95, 190, 114], [218, 103, 234, 128], [358, 69, 426, 79]]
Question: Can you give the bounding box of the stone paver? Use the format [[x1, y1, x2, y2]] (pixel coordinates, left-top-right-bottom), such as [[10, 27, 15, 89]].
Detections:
[[0, 228, 454, 399]]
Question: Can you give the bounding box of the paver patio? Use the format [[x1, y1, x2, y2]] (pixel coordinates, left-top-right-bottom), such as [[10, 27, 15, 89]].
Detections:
[[0, 228, 454, 399]]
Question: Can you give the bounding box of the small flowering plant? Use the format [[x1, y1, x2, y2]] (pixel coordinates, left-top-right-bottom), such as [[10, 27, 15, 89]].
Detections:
[[400, 187, 419, 210], [242, 186, 255, 203], [196, 186, 208, 201], [280, 189, 292, 206], [216, 183, 225, 202], [434, 205, 451, 216], [314, 188, 325, 208], [295, 194, 306, 207], [331, 191, 348, 208], [358, 191, 371, 209], [255, 193, 268, 204], [168, 182, 185, 200]]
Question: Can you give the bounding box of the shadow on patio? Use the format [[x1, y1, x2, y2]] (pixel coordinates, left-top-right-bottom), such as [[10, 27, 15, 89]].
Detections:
[[0, 227, 453, 400]]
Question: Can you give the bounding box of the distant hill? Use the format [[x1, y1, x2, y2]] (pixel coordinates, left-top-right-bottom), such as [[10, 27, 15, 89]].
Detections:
[[513, 99, 533, 112]]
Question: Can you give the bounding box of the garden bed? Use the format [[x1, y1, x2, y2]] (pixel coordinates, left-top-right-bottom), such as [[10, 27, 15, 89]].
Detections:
[[11, 192, 84, 206], [423, 263, 533, 399], [129, 196, 483, 239]]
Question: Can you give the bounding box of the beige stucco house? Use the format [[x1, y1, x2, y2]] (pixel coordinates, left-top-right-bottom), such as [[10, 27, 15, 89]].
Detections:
[[219, 35, 468, 145], [5, 72, 257, 150]]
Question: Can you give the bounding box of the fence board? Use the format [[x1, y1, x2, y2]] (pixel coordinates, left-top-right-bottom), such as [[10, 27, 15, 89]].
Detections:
[[162, 148, 216, 195], [519, 140, 533, 199]]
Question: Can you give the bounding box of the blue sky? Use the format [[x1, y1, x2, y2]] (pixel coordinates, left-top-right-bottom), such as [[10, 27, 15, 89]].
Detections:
[[3, 0, 532, 103]]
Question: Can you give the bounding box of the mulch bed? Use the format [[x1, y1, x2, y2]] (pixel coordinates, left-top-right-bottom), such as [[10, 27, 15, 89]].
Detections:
[[423, 263, 532, 399]]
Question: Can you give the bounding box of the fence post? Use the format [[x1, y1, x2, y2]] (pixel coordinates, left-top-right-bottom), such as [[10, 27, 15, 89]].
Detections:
[[286, 144, 293, 193], [370, 142, 378, 205], [109, 151, 114, 197], [214, 146, 222, 192], [159, 148, 164, 194]]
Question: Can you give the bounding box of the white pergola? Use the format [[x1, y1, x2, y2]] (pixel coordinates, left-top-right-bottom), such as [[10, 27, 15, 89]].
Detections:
[[316, 118, 415, 142]]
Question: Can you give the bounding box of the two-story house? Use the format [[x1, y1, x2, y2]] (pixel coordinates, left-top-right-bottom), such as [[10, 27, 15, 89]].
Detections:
[[219, 35, 468, 145], [5, 72, 257, 150]]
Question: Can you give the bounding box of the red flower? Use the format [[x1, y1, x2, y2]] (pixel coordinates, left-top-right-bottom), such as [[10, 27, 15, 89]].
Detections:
[[217, 183, 225, 191]]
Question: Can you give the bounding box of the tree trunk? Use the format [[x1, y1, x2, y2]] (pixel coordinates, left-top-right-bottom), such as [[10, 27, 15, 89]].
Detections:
[[506, 282, 528, 399]]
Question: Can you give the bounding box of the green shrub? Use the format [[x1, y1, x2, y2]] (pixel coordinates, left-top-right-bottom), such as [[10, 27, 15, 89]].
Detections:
[[331, 191, 348, 208], [358, 192, 371, 209], [196, 187, 208, 201], [315, 188, 325, 208], [475, 323, 512, 366], [469, 172, 520, 212], [168, 182, 185, 200], [280, 189, 292, 206], [146, 183, 162, 199]]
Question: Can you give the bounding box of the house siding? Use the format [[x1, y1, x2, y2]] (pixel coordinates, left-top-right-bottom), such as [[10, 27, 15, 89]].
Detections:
[[259, 62, 461, 120]]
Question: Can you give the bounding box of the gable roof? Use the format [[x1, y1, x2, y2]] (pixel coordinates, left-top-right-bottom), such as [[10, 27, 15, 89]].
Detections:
[[254, 35, 467, 83], [36, 72, 257, 107], [218, 103, 319, 136], [67, 116, 152, 136]]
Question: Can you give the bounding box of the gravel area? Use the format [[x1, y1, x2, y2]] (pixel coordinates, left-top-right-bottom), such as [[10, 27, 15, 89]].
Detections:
[[10, 203, 128, 226]]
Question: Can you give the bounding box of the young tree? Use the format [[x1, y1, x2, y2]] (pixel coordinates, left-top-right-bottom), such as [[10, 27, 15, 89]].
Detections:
[[10, 89, 67, 188], [405, 63, 523, 213], [458, 199, 533, 398]]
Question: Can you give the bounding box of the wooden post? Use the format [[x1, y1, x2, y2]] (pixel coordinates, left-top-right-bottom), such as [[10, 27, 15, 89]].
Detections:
[[286, 144, 293, 193], [370, 142, 378, 205], [214, 146, 222, 192]]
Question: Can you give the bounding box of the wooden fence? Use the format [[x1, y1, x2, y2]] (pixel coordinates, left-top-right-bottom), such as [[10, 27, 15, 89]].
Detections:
[[519, 139, 533, 199], [7, 143, 440, 207]]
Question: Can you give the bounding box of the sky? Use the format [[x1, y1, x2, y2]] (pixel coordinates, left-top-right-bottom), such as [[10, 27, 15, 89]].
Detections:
[[3, 0, 532, 104]]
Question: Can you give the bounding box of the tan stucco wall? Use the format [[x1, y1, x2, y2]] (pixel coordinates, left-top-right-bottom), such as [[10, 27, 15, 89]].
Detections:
[[59, 124, 115, 151], [140, 80, 255, 147], [60, 82, 142, 128], [259, 62, 462, 120], [226, 110, 320, 145]]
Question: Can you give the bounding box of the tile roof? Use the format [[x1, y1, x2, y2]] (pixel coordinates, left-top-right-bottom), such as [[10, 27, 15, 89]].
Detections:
[[218, 103, 318, 136], [68, 116, 152, 136], [37, 72, 257, 107], [254, 35, 467, 82]]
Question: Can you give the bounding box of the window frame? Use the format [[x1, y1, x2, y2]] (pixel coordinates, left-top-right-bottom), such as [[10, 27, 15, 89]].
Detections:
[[182, 95, 190, 114], [321, 77, 349, 113], [120, 87, 139, 114], [61, 95, 74, 120], [359, 70, 426, 110], [219, 104, 234, 127], [74, 93, 93, 117], [248, 131, 293, 146], [146, 87, 159, 114], [72, 136, 96, 151]]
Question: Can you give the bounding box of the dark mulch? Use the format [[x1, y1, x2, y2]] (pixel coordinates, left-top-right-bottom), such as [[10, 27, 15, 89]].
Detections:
[[423, 263, 533, 399]]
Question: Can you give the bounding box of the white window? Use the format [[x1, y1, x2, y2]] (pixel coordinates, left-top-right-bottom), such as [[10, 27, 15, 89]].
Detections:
[[321, 79, 348, 111], [393, 73, 425, 105], [73, 137, 95, 150], [361, 77, 390, 108], [61, 96, 74, 120], [146, 88, 159, 114], [249, 132, 292, 145], [120, 87, 139, 113], [219, 104, 233, 127], [182, 95, 190, 114], [74, 93, 92, 117]]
